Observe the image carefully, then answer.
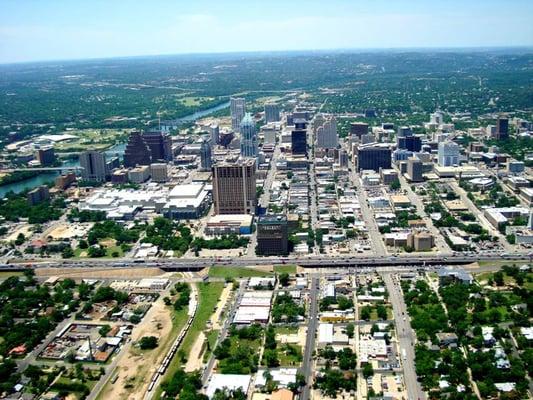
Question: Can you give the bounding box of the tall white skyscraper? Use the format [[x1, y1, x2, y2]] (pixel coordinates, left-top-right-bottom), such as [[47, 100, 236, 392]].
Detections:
[[240, 113, 258, 158], [438, 141, 460, 166], [315, 115, 338, 149], [230, 97, 246, 131]]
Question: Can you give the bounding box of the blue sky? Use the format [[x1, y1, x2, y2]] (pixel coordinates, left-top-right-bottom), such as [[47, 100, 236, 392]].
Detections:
[[1, 0, 532, 63]]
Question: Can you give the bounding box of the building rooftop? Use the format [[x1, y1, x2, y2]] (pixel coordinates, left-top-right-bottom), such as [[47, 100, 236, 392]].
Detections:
[[205, 374, 251, 399], [169, 183, 205, 199], [258, 215, 287, 224]]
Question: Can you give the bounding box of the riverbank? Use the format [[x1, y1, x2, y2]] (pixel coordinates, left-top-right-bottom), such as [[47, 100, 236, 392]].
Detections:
[[0, 170, 42, 187], [0, 101, 229, 197]]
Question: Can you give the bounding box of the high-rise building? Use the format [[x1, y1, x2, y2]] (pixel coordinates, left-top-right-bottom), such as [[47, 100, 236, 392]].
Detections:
[[209, 124, 220, 145], [79, 150, 108, 182], [364, 109, 377, 118], [150, 163, 168, 182], [315, 116, 338, 149], [212, 158, 257, 215], [256, 215, 289, 256], [55, 173, 77, 190], [291, 121, 307, 156], [398, 135, 422, 152], [36, 146, 55, 166], [230, 97, 246, 131], [496, 116, 509, 140], [397, 126, 413, 138], [338, 149, 349, 168], [240, 113, 258, 158], [200, 139, 212, 171], [430, 111, 444, 125], [406, 157, 423, 182], [124, 131, 152, 167], [360, 133, 375, 145], [438, 141, 460, 167], [357, 145, 391, 171], [128, 165, 150, 183], [106, 157, 120, 172], [393, 149, 413, 163], [27, 185, 50, 206], [261, 125, 277, 145], [264, 103, 280, 123], [142, 131, 172, 162], [350, 122, 368, 138]]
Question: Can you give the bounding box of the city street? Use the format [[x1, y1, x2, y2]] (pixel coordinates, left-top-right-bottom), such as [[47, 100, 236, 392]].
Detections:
[[398, 174, 451, 253], [300, 276, 319, 400], [348, 167, 388, 256], [383, 273, 426, 400]]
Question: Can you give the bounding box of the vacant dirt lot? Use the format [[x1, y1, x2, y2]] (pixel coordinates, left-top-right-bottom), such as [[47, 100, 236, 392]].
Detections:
[[98, 294, 173, 400], [35, 267, 165, 280]]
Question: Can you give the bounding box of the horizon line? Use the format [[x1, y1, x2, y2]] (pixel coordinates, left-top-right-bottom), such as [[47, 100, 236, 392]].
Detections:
[[2, 45, 533, 67]]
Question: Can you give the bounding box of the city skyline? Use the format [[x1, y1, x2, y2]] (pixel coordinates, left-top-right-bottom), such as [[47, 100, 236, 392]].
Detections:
[[1, 0, 533, 63]]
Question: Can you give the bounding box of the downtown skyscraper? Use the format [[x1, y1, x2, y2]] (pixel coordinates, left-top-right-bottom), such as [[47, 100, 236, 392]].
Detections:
[[230, 97, 246, 132], [240, 113, 258, 158]]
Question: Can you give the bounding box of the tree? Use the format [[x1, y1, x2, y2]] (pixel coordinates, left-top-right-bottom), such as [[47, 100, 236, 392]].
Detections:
[[337, 295, 354, 311], [62, 246, 74, 258], [360, 306, 371, 321], [87, 245, 106, 258], [139, 336, 158, 350], [265, 325, 277, 350], [494, 271, 505, 286], [99, 325, 111, 337], [337, 348, 357, 370], [14, 233, 25, 246], [278, 272, 290, 287], [263, 349, 280, 367], [346, 323, 354, 338], [376, 304, 388, 320], [79, 239, 88, 249], [389, 179, 401, 191], [362, 363, 374, 379]]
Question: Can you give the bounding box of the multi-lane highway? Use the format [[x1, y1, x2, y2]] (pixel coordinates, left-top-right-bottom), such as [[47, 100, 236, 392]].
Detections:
[[4, 251, 530, 272]]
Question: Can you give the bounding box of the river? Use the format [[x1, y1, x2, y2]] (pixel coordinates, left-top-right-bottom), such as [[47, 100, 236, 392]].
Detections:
[[0, 101, 229, 198]]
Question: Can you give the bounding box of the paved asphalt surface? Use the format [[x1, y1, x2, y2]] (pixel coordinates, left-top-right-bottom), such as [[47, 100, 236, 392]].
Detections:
[[383, 272, 426, 400], [9, 251, 530, 272], [349, 167, 388, 257], [300, 276, 319, 400]]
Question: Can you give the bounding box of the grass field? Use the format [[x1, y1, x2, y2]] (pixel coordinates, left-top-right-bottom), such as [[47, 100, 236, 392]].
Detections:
[[0, 271, 23, 279], [476, 269, 533, 290], [54, 128, 129, 153], [178, 96, 215, 107], [74, 240, 124, 259], [203, 329, 220, 362], [274, 265, 297, 274], [277, 343, 303, 367], [370, 306, 393, 321], [477, 260, 530, 268], [208, 266, 273, 279], [275, 326, 299, 335], [154, 282, 224, 399]]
